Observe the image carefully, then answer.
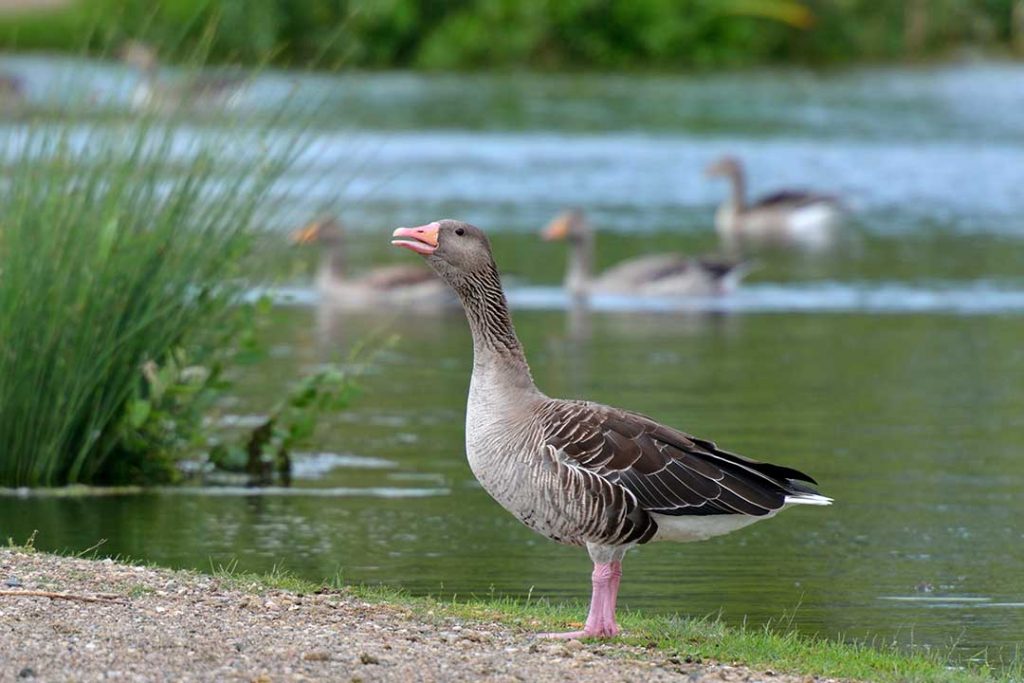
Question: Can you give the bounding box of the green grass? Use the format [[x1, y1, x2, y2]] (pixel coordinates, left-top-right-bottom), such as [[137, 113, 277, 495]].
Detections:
[[0, 107, 305, 487], [206, 564, 1020, 683]]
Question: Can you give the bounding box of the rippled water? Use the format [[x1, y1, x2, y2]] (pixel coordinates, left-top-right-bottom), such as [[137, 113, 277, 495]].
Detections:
[[2, 56, 1023, 664]]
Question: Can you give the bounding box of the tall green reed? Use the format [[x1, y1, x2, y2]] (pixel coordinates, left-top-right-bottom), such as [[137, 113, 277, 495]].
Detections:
[[0, 114, 304, 487]]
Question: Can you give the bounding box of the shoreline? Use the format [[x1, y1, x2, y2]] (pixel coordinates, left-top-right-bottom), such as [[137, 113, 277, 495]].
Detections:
[[0, 547, 1011, 682]]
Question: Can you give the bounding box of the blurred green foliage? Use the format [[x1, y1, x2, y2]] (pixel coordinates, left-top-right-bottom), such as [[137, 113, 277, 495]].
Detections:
[[0, 0, 1021, 69]]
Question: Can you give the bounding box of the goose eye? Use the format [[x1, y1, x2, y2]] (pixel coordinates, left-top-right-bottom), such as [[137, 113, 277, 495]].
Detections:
[[455, 227, 465, 236]]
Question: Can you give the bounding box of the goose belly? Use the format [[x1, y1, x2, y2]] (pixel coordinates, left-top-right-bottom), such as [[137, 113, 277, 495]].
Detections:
[[650, 512, 772, 543]]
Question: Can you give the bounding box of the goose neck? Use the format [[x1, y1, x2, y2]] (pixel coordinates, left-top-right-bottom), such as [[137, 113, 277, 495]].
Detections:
[[566, 230, 594, 295], [728, 166, 747, 212], [454, 263, 537, 396], [324, 247, 348, 280]]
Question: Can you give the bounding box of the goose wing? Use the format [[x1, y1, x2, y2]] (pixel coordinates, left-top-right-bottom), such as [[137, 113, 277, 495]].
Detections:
[[597, 254, 686, 287], [599, 254, 747, 289], [540, 399, 820, 518], [751, 190, 841, 210]]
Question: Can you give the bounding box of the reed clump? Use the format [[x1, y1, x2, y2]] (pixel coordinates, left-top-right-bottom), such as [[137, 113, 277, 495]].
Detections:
[[0, 115, 300, 487]]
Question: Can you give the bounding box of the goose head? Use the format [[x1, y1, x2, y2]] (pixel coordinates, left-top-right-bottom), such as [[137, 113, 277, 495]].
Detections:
[[705, 155, 743, 179], [121, 41, 159, 73], [292, 217, 345, 247], [540, 209, 589, 244], [391, 220, 493, 281]]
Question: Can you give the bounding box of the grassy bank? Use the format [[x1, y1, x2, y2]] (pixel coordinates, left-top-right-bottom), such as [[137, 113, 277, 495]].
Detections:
[[1, 0, 1022, 70], [215, 568, 1019, 683], [6, 543, 1018, 681], [8, 540, 1003, 683], [4, 541, 1020, 680]]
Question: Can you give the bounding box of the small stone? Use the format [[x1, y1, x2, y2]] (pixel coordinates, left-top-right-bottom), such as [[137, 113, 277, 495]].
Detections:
[[564, 639, 584, 652], [5, 577, 22, 588], [17, 667, 35, 679], [359, 653, 379, 665], [303, 651, 330, 662]]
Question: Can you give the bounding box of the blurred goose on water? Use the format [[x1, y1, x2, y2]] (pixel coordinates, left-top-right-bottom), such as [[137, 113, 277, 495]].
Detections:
[[542, 209, 749, 298], [706, 156, 843, 251], [294, 217, 451, 309], [121, 41, 245, 111], [392, 219, 831, 638], [0, 72, 25, 110]]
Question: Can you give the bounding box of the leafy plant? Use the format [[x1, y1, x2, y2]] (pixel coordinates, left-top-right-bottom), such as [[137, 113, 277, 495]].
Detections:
[[207, 337, 394, 486], [0, 113, 305, 488]]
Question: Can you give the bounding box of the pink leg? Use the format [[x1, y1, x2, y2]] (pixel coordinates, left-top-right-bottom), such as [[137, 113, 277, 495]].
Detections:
[[540, 561, 622, 639]]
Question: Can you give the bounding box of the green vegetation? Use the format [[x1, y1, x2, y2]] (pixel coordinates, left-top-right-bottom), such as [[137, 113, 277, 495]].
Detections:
[[208, 355, 377, 486], [0, 113, 303, 488], [0, 0, 1022, 70]]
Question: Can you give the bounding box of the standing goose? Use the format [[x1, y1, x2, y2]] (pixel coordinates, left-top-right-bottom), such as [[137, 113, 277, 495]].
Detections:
[[392, 220, 831, 638], [542, 209, 748, 298], [706, 156, 844, 251], [295, 217, 451, 310]]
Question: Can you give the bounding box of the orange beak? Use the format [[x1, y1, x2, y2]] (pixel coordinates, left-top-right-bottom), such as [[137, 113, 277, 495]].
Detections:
[[541, 213, 571, 241], [391, 222, 439, 255], [291, 222, 321, 245]]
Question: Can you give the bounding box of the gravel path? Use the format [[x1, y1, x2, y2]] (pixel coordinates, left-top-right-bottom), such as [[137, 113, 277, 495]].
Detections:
[[1, 548, 837, 682]]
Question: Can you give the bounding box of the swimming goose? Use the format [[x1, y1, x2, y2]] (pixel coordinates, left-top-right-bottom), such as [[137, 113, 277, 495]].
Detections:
[[294, 217, 450, 309], [706, 156, 843, 251], [121, 41, 245, 112], [392, 219, 831, 638], [542, 209, 748, 297], [0, 73, 25, 110]]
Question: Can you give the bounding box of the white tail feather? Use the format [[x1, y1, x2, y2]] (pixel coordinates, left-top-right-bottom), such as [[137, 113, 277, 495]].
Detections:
[[784, 493, 833, 506]]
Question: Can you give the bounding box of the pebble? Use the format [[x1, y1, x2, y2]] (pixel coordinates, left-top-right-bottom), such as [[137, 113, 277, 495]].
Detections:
[[5, 576, 22, 587], [302, 651, 330, 662]]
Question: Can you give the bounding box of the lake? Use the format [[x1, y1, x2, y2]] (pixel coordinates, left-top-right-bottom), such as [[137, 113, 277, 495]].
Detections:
[[1, 56, 1023, 664]]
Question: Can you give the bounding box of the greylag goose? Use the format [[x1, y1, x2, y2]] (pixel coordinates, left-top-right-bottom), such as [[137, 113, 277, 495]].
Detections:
[[392, 219, 831, 638], [121, 41, 245, 112], [542, 209, 748, 297], [294, 217, 451, 309], [0, 73, 25, 110], [706, 156, 843, 251]]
